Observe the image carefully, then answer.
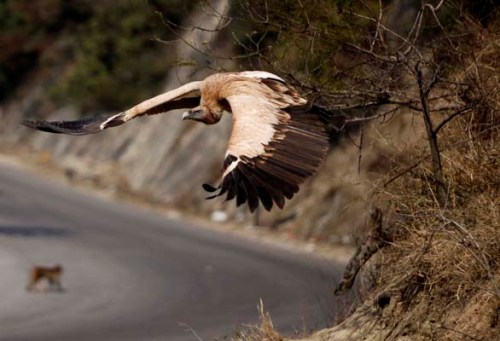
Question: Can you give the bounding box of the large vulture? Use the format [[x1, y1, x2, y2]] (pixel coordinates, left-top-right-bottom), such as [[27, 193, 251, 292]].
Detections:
[[22, 71, 330, 212]]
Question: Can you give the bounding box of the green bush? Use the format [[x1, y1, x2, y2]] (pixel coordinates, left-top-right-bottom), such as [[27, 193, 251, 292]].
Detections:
[[50, 0, 193, 112], [0, 0, 194, 111]]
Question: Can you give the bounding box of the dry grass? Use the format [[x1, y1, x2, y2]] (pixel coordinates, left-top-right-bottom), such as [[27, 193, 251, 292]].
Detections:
[[232, 300, 285, 341], [368, 104, 499, 338]]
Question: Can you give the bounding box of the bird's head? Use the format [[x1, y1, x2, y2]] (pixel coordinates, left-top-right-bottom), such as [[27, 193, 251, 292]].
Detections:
[[182, 106, 208, 123], [182, 100, 228, 125]]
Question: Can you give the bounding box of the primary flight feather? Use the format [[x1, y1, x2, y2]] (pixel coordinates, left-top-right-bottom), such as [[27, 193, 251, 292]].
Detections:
[[22, 71, 330, 212]]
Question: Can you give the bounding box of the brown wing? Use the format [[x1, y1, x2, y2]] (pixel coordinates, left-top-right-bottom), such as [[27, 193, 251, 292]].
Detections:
[[21, 81, 202, 135], [203, 94, 329, 213]]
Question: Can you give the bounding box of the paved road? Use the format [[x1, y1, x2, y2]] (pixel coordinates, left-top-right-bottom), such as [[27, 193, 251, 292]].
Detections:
[[0, 160, 341, 340]]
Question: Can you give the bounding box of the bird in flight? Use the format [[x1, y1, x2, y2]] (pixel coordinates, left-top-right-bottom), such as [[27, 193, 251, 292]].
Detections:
[[22, 71, 330, 212]]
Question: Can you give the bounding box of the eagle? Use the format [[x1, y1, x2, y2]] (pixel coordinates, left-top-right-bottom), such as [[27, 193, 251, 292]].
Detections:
[[22, 71, 330, 212]]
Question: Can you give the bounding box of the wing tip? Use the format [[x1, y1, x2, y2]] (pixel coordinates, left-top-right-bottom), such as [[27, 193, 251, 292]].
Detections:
[[21, 119, 62, 134], [21, 119, 41, 129], [20, 116, 111, 135]]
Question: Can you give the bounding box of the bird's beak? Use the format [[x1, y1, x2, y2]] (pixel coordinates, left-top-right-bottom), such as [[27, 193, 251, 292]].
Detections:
[[182, 108, 204, 121]]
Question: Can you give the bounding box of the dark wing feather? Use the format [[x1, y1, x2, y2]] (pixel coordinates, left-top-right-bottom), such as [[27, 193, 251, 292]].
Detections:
[[204, 105, 329, 212], [21, 115, 125, 135], [21, 82, 201, 135]]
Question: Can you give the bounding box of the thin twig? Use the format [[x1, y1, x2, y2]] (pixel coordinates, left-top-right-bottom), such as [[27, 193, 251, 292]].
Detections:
[[440, 215, 493, 280], [434, 107, 473, 135], [416, 62, 447, 207], [383, 159, 424, 187], [424, 2, 457, 50], [358, 123, 364, 174], [438, 325, 482, 341], [344, 10, 423, 59], [178, 323, 204, 341]]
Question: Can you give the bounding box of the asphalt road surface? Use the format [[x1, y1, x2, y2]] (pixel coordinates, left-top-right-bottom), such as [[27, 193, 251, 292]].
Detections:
[[0, 160, 342, 341]]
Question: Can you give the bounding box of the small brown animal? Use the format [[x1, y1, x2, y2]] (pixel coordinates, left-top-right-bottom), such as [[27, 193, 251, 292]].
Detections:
[[26, 264, 64, 292]]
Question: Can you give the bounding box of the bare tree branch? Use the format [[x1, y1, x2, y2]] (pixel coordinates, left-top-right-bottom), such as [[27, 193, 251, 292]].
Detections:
[[416, 62, 447, 207]]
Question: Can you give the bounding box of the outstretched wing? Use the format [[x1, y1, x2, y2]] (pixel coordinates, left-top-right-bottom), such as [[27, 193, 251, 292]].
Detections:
[[203, 78, 329, 212], [21, 81, 202, 135]]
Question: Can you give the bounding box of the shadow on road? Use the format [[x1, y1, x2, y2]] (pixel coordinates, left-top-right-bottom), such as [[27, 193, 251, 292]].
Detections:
[[0, 225, 71, 238]]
